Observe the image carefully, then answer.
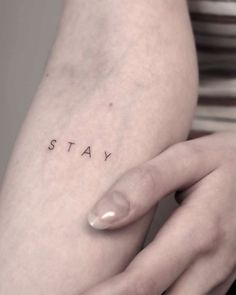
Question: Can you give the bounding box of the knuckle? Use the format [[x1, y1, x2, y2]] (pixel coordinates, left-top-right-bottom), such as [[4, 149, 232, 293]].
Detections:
[[130, 164, 157, 192], [186, 208, 224, 254], [174, 141, 204, 158], [196, 216, 224, 253], [172, 141, 208, 169]]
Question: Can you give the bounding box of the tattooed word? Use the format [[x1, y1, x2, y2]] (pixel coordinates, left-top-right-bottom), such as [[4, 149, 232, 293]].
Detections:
[[48, 139, 112, 161]]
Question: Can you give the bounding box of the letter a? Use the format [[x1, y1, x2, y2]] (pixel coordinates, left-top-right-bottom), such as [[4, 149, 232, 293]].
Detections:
[[81, 146, 92, 158]]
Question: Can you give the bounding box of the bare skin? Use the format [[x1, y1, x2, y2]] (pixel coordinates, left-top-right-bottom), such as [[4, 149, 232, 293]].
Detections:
[[0, 0, 198, 294], [83, 132, 236, 295]]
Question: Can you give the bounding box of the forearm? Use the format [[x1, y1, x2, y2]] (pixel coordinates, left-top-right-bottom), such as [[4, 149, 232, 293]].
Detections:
[[0, 0, 198, 294]]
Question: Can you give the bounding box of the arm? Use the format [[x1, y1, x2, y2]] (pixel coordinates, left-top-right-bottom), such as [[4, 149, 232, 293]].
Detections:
[[0, 0, 198, 294]]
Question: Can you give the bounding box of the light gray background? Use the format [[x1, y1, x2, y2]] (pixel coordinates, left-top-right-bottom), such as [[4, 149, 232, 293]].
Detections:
[[0, 0, 63, 183]]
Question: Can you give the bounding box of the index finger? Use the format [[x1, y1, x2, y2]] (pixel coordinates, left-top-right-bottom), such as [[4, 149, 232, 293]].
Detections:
[[83, 201, 215, 295]]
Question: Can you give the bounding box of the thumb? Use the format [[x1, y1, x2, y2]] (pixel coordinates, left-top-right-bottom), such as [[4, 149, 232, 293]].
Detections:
[[88, 139, 218, 230]]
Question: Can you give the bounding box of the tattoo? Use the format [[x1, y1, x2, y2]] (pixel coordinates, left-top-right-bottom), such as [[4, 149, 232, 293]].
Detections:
[[48, 140, 112, 162], [81, 146, 92, 158], [48, 139, 57, 150], [68, 142, 75, 152], [104, 151, 112, 161]]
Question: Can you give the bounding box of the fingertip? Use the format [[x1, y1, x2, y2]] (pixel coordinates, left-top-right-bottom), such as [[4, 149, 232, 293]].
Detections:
[[87, 190, 131, 230], [88, 212, 110, 230]]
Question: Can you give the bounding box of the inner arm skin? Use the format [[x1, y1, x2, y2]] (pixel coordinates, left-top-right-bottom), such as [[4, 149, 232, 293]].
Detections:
[[0, 0, 198, 294]]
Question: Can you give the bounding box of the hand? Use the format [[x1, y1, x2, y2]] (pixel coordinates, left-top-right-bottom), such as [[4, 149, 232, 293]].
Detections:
[[82, 132, 236, 295]]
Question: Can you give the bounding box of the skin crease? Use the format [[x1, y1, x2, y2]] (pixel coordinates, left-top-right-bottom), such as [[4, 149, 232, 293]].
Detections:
[[0, 0, 199, 294], [82, 132, 236, 295]]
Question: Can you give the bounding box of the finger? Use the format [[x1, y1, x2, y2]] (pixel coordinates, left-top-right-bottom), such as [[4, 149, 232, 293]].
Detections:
[[165, 170, 236, 295], [208, 273, 236, 295], [166, 254, 235, 295], [88, 137, 219, 230], [166, 253, 231, 295], [83, 203, 215, 295]]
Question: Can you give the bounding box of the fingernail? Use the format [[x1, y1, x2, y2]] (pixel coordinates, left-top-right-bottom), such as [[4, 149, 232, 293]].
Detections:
[[88, 190, 130, 230]]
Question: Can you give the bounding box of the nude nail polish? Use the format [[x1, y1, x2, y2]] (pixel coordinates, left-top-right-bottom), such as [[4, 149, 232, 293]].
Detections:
[[88, 190, 130, 230]]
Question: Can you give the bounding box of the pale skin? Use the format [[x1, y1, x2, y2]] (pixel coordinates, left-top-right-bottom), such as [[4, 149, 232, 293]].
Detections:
[[4, 0, 234, 295], [0, 0, 198, 294], [83, 132, 236, 294], [1, 1, 235, 295]]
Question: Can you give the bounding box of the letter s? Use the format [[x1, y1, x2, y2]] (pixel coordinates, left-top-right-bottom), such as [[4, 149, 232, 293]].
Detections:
[[48, 139, 57, 151]]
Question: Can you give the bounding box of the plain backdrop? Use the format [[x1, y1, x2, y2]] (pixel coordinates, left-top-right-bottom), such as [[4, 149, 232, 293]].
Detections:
[[0, 0, 63, 184]]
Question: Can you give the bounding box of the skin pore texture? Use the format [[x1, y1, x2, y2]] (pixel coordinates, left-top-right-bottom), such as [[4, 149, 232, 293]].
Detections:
[[0, 0, 198, 294]]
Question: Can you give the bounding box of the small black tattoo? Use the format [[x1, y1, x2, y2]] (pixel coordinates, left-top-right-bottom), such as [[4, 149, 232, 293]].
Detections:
[[48, 139, 57, 150], [81, 146, 92, 158], [104, 151, 112, 161], [67, 142, 75, 152], [48, 139, 112, 163]]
